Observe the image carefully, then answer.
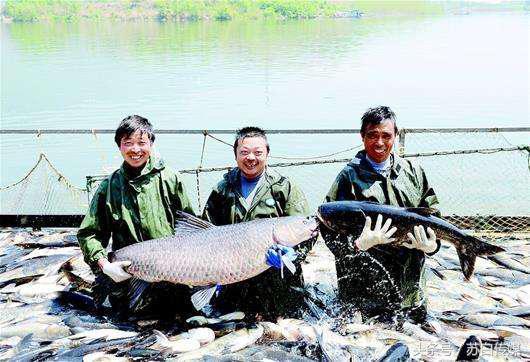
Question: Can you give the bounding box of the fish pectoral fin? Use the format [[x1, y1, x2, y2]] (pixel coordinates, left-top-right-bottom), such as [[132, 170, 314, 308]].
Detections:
[[281, 254, 296, 275], [191, 285, 218, 311], [128, 277, 150, 310], [405, 207, 438, 216]]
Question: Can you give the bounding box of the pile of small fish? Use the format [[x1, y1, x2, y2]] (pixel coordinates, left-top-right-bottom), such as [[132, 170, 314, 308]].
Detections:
[[0, 227, 528, 361]]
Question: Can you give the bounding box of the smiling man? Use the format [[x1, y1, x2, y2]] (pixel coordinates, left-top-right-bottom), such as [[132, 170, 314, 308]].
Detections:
[[77, 115, 195, 318], [325, 106, 441, 323], [202, 127, 312, 320]]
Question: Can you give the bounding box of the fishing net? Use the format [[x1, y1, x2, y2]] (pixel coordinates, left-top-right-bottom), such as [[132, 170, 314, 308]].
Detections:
[[1, 129, 528, 240], [0, 153, 87, 214]]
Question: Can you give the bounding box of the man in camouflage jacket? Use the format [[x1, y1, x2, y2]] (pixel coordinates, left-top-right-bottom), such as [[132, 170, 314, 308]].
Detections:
[[325, 106, 441, 322], [203, 127, 313, 320], [78, 115, 195, 318]]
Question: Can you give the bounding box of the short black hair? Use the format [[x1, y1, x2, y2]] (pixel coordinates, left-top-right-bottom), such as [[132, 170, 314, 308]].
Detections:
[[114, 115, 155, 146], [233, 126, 270, 156], [360, 106, 398, 136]]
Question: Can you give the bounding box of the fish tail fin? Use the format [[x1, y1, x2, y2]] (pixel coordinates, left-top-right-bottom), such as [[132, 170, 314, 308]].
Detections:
[[456, 247, 476, 281], [457, 235, 505, 280]]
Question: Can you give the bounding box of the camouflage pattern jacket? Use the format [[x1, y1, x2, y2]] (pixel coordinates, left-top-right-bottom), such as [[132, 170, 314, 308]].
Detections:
[[78, 156, 195, 269], [325, 150, 440, 312], [202, 167, 312, 319]]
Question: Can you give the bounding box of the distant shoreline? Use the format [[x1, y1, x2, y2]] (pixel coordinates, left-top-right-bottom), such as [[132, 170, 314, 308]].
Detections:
[[2, 0, 361, 23], [2, 0, 525, 24]]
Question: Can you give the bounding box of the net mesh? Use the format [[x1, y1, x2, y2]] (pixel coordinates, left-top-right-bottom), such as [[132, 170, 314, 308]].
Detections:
[[1, 129, 528, 240], [0, 153, 87, 214]]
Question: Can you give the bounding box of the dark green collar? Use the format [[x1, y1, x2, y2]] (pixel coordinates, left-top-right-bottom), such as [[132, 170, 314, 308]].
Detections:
[[350, 150, 402, 178], [121, 156, 165, 181]]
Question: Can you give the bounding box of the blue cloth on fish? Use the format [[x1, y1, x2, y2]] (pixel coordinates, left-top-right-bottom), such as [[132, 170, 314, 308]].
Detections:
[[266, 244, 298, 269]]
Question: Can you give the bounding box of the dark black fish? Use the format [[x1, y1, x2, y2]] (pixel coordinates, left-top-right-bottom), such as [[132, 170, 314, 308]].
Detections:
[[317, 201, 504, 280], [456, 335, 481, 361], [55, 291, 99, 314]]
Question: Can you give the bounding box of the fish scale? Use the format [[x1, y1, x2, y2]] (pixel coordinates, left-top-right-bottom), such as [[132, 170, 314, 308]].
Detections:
[[111, 215, 318, 287]]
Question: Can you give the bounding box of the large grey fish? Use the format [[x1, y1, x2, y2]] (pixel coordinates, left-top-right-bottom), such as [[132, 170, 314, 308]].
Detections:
[[317, 201, 504, 280], [110, 212, 319, 310]]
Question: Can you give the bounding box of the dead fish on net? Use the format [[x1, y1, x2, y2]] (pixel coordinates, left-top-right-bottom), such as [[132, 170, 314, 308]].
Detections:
[[317, 201, 504, 279], [378, 342, 411, 362], [2, 334, 43, 362], [224, 345, 314, 362], [173, 324, 264, 360], [63, 328, 139, 345], [459, 313, 530, 329], [19, 246, 80, 262], [0, 321, 71, 340], [151, 330, 201, 353], [0, 246, 31, 272], [52, 335, 138, 360], [314, 325, 353, 362], [475, 268, 530, 286], [0, 254, 74, 287], [0, 279, 69, 302], [488, 253, 530, 274], [15, 232, 78, 248], [63, 315, 133, 332], [110, 212, 319, 310], [59, 254, 96, 289], [185, 311, 246, 327], [450, 304, 530, 318], [0, 299, 55, 326]]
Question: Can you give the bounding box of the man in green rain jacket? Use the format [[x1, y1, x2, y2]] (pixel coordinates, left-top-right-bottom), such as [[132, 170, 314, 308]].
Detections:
[[203, 127, 313, 320], [324, 106, 441, 323], [78, 115, 195, 318]]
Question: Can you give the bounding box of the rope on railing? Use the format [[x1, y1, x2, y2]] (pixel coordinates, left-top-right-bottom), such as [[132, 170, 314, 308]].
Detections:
[[1, 127, 529, 135], [176, 145, 530, 174], [0, 153, 85, 191]]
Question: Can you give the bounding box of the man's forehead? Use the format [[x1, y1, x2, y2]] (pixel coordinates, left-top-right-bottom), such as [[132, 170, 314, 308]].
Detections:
[[238, 137, 268, 149], [122, 130, 149, 140], [364, 120, 395, 133]]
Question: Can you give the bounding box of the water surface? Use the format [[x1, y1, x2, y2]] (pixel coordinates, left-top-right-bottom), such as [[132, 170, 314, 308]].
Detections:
[[1, 13, 528, 214]]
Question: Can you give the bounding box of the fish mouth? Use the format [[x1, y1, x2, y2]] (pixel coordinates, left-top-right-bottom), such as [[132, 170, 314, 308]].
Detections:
[[309, 216, 320, 238], [315, 210, 337, 232]]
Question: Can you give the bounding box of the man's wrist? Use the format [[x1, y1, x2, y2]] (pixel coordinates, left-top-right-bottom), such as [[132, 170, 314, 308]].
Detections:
[[425, 240, 441, 255], [96, 257, 109, 270]]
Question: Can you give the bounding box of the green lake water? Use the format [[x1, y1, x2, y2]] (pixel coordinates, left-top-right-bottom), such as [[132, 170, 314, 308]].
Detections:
[[1, 13, 529, 215]]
